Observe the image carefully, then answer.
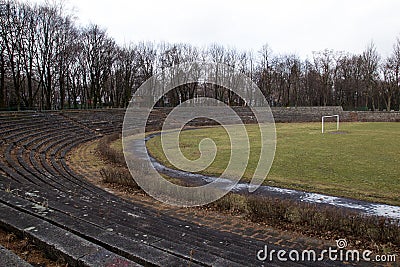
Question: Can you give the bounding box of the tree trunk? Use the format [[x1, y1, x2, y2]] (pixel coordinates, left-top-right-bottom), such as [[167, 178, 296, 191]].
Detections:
[[46, 67, 52, 110], [386, 95, 391, 111], [0, 52, 5, 108], [59, 76, 65, 109]]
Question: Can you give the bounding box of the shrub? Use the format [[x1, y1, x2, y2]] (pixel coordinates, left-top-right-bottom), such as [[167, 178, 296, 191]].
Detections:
[[211, 193, 247, 214], [245, 195, 400, 249], [99, 167, 139, 189], [97, 133, 125, 165]]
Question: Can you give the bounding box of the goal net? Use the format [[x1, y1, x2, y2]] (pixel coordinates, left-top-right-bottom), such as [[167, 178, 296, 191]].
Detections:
[[322, 115, 339, 133]]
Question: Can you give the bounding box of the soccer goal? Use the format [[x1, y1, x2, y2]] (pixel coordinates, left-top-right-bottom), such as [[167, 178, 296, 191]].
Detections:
[[322, 115, 339, 133]]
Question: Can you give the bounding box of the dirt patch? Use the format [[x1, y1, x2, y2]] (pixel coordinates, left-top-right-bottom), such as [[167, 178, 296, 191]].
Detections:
[[0, 227, 67, 267], [328, 131, 348, 134]]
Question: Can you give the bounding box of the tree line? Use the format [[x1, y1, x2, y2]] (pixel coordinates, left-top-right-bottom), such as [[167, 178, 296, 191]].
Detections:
[[1, 0, 400, 111]]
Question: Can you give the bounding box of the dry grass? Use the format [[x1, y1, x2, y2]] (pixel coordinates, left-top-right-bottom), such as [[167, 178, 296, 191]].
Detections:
[[208, 194, 400, 252], [97, 133, 125, 165], [97, 134, 139, 189]]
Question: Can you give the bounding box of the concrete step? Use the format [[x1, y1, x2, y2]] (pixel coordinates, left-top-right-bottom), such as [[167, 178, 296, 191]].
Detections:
[[0, 202, 142, 267], [0, 245, 33, 267]]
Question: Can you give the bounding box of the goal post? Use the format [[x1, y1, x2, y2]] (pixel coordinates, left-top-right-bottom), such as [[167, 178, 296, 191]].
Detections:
[[322, 115, 339, 133]]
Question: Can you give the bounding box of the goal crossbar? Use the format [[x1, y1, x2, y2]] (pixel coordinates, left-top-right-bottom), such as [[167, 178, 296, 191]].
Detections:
[[322, 115, 339, 133]]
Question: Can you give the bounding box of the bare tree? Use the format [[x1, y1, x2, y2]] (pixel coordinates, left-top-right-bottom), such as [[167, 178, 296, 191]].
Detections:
[[35, 2, 66, 109], [0, 0, 24, 109], [0, 1, 6, 108], [312, 49, 342, 106], [0, 0, 399, 111], [333, 54, 362, 108], [256, 44, 273, 102], [54, 14, 78, 109], [18, 2, 39, 109], [360, 42, 380, 110], [158, 42, 181, 106], [381, 38, 400, 111], [110, 44, 140, 107], [65, 37, 87, 109], [81, 24, 116, 108], [208, 44, 226, 102]]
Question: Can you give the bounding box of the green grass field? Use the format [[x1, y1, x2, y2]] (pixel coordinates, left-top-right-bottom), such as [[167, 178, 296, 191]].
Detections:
[[145, 122, 400, 206]]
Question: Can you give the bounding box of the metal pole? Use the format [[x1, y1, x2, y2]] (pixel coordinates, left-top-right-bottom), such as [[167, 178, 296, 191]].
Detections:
[[337, 115, 339, 131]]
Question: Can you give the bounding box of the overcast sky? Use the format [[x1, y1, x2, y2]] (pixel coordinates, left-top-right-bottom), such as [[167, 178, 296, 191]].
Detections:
[[34, 0, 400, 59]]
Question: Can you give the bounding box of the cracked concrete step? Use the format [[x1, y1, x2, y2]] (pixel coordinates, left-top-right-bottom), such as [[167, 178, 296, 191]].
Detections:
[[0, 183, 254, 266], [0, 190, 212, 266], [0, 188, 310, 267], [0, 245, 33, 267], [0, 202, 142, 267], [0, 190, 224, 266], [0, 172, 321, 266]]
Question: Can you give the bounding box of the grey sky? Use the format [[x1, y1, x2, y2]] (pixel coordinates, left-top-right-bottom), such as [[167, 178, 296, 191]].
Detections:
[[38, 0, 400, 59]]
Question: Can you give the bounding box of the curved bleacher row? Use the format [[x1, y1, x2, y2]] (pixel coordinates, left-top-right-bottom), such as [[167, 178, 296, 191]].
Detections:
[[0, 110, 326, 267]]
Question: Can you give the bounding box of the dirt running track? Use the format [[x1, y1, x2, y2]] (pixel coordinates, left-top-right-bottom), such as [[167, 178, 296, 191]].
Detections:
[[0, 110, 349, 266]]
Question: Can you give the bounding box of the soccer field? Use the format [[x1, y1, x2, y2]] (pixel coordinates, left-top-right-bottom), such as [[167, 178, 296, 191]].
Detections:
[[146, 122, 400, 206]]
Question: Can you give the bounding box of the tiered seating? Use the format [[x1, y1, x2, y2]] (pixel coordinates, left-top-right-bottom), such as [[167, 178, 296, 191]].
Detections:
[[60, 109, 126, 134], [271, 106, 344, 122], [0, 110, 308, 266]]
